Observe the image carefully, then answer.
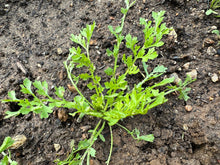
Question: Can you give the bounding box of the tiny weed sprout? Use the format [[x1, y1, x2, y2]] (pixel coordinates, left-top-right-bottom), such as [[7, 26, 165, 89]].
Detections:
[[0, 137, 18, 165], [2, 0, 195, 164], [212, 29, 220, 45], [206, 0, 220, 17]]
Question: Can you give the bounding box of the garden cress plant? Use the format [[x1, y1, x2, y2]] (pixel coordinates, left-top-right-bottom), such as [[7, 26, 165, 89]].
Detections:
[[2, 0, 195, 164]]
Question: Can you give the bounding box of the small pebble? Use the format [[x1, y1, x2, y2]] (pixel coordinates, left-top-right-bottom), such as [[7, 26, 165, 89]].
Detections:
[[37, 63, 42, 68], [209, 96, 214, 101], [170, 73, 182, 85], [168, 29, 177, 43], [183, 62, 190, 70], [207, 46, 217, 56], [211, 73, 219, 82], [57, 48, 62, 55], [185, 105, 193, 112], [54, 144, 61, 152], [186, 69, 197, 79], [183, 124, 188, 131]]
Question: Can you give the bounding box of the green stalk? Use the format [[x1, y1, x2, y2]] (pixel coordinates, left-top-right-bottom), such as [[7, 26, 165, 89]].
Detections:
[[105, 125, 113, 165], [112, 0, 137, 78], [116, 123, 136, 139], [64, 61, 93, 108], [80, 120, 106, 165], [86, 39, 104, 100]]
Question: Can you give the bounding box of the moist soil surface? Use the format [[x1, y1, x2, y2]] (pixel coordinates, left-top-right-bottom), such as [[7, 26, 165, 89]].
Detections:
[[0, 0, 220, 165]]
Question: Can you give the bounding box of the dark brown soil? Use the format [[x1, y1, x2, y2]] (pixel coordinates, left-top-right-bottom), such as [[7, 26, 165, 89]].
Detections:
[[0, 0, 220, 165]]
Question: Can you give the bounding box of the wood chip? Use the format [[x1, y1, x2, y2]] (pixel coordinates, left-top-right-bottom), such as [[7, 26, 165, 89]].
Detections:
[[58, 109, 68, 122], [16, 61, 27, 75], [67, 84, 77, 93], [9, 135, 27, 149]]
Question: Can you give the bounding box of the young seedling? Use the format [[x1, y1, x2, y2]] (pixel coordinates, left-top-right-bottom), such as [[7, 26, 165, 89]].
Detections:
[[206, 0, 220, 17], [2, 0, 195, 164], [0, 137, 18, 165]]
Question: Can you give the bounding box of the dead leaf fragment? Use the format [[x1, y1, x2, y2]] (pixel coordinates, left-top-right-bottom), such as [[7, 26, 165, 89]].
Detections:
[[58, 109, 68, 122], [168, 29, 177, 43], [67, 84, 77, 93], [211, 73, 219, 82], [89, 39, 97, 46], [186, 69, 197, 79], [9, 135, 27, 149], [54, 143, 61, 152], [203, 38, 215, 47]]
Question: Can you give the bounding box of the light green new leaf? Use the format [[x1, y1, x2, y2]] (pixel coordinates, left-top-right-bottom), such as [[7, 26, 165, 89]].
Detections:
[[4, 111, 21, 119], [0, 155, 9, 165], [106, 48, 113, 56], [115, 26, 123, 34], [142, 48, 157, 62], [104, 67, 114, 76], [20, 78, 33, 95], [33, 80, 49, 97], [99, 134, 105, 142], [87, 82, 95, 90], [152, 78, 174, 88], [8, 91, 17, 100], [78, 139, 90, 150], [138, 134, 154, 142], [0, 137, 14, 153], [79, 73, 91, 80], [33, 105, 53, 119], [121, 7, 127, 14], [55, 86, 65, 98], [81, 21, 96, 43], [89, 147, 96, 157]]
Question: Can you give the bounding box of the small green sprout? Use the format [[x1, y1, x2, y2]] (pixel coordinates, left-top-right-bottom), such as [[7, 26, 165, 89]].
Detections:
[[212, 29, 220, 45], [0, 137, 18, 165], [206, 0, 220, 17]]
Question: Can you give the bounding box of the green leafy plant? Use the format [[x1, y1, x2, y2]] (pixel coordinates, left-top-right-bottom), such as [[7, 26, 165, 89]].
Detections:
[[206, 0, 220, 17], [2, 0, 195, 164], [0, 137, 18, 165]]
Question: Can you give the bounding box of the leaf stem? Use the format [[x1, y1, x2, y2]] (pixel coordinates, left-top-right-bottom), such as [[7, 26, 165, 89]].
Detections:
[[64, 61, 93, 108], [106, 125, 113, 165], [80, 120, 106, 165], [116, 123, 136, 139]]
